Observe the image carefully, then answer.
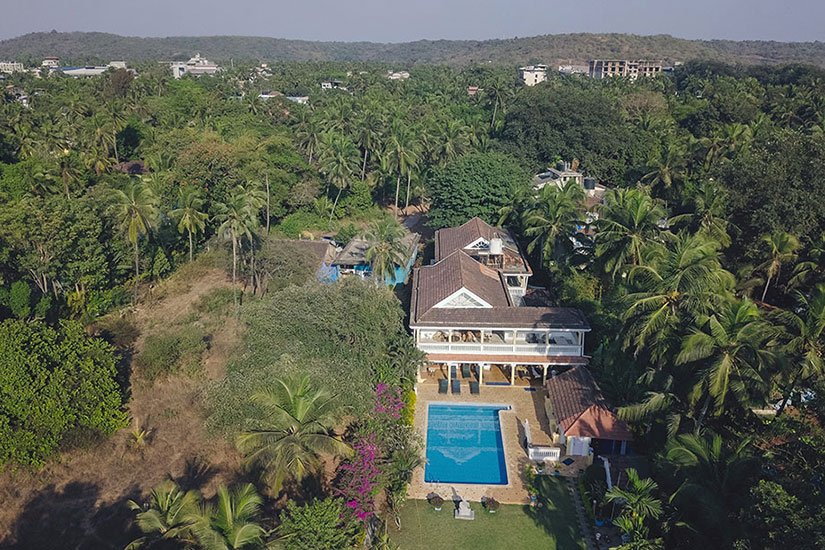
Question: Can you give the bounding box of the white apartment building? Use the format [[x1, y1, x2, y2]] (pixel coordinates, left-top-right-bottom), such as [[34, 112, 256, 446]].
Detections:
[[519, 64, 548, 86], [0, 61, 24, 74], [169, 54, 220, 79]]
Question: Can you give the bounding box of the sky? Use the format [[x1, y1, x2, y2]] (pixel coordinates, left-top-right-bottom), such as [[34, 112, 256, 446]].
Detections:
[[0, 0, 822, 43]]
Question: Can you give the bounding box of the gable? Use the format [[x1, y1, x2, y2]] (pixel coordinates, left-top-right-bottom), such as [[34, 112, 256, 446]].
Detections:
[[434, 288, 492, 309], [465, 237, 489, 251]]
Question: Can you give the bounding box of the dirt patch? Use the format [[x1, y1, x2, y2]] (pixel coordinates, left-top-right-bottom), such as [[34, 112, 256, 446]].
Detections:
[[0, 266, 244, 549]]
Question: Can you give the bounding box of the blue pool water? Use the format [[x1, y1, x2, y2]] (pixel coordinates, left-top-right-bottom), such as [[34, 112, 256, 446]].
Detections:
[[424, 403, 510, 485]]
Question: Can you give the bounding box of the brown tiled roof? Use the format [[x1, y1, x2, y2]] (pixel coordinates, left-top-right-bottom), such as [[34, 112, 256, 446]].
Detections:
[[544, 366, 632, 441], [426, 353, 589, 365], [413, 305, 591, 329], [413, 250, 511, 316], [435, 217, 518, 259]]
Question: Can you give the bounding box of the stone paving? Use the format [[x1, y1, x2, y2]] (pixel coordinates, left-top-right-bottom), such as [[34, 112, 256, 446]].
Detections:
[[409, 381, 588, 505]]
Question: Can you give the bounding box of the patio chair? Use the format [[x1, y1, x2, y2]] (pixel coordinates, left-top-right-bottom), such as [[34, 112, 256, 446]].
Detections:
[[461, 364, 471, 379], [439, 379, 448, 394], [470, 381, 480, 395], [451, 379, 461, 394]]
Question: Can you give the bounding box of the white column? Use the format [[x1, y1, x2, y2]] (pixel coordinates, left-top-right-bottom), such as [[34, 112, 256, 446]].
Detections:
[[479, 363, 484, 385], [446, 363, 451, 385], [510, 363, 516, 385], [542, 365, 548, 385]]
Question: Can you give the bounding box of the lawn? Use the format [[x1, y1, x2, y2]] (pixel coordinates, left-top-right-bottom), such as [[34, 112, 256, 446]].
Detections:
[[390, 477, 585, 550]]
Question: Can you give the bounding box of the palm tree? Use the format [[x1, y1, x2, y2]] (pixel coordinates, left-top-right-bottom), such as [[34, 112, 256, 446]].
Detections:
[[773, 284, 825, 415], [355, 106, 384, 180], [296, 113, 323, 164], [365, 219, 409, 285], [605, 468, 663, 549], [170, 186, 208, 262], [192, 484, 265, 550], [595, 188, 667, 279], [214, 187, 259, 285], [676, 300, 775, 426], [318, 132, 359, 221], [385, 121, 418, 214], [236, 375, 350, 494], [624, 233, 734, 362], [669, 180, 732, 248], [758, 231, 801, 302], [126, 480, 199, 549], [522, 180, 585, 267], [642, 141, 688, 197], [665, 433, 755, 542], [432, 119, 472, 167], [112, 180, 158, 300]]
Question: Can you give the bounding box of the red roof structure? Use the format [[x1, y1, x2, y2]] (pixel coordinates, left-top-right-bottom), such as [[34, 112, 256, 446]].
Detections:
[[544, 366, 633, 441]]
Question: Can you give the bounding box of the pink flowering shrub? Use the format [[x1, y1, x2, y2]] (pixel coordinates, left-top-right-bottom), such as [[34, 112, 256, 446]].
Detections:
[[336, 434, 381, 523], [374, 383, 404, 419]]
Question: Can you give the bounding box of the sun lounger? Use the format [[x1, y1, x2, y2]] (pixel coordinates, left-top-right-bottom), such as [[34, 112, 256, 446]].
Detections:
[[451, 379, 461, 394], [439, 379, 448, 394], [470, 381, 480, 394], [462, 364, 471, 379]]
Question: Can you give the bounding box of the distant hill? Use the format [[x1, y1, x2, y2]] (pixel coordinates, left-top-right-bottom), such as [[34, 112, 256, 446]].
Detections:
[[1, 31, 825, 67]]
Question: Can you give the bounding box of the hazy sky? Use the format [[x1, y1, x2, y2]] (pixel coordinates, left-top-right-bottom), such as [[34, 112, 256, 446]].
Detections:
[[0, 0, 822, 43]]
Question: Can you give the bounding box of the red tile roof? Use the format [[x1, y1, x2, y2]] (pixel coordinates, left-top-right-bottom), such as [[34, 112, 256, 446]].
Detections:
[[544, 366, 632, 441], [434, 217, 530, 274]]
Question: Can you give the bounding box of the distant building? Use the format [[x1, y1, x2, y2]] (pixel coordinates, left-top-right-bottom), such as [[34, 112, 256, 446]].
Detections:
[[320, 79, 346, 90], [286, 96, 309, 105], [169, 54, 220, 79], [519, 65, 547, 86], [258, 91, 282, 100], [588, 59, 663, 80], [387, 70, 410, 80], [0, 61, 24, 74], [41, 57, 59, 68], [533, 161, 607, 211], [557, 64, 588, 75], [467, 86, 480, 96], [58, 62, 130, 78]]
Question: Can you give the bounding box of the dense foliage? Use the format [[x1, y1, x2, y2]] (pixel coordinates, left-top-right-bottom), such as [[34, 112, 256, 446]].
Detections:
[[0, 319, 124, 466]]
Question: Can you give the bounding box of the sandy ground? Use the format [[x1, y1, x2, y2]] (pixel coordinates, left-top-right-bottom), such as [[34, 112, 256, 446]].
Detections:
[[0, 267, 243, 549]]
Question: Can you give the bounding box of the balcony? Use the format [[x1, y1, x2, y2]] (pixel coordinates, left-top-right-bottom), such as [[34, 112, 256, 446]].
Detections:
[[417, 342, 583, 356]]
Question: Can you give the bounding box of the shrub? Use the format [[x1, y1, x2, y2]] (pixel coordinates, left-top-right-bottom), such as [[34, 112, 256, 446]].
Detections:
[[135, 326, 206, 382], [429, 495, 444, 509], [194, 287, 236, 315], [401, 389, 416, 426], [278, 498, 359, 550], [485, 498, 500, 512], [0, 320, 125, 466], [276, 210, 326, 238], [94, 316, 140, 350]]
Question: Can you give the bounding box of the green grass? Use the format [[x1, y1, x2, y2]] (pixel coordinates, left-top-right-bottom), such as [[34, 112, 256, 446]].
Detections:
[[390, 477, 585, 550]]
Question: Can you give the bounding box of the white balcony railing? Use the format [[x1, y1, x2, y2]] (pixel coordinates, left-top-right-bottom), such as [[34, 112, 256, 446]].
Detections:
[[416, 342, 583, 357]]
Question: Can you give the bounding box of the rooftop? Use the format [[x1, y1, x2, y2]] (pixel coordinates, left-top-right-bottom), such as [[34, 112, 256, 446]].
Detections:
[[434, 217, 530, 274], [544, 366, 632, 441], [332, 232, 419, 267]]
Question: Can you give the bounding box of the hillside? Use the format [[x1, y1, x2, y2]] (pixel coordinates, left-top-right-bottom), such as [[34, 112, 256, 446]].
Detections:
[[1, 31, 825, 67]]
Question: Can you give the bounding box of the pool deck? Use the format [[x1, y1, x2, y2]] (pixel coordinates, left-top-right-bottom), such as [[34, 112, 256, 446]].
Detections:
[[410, 383, 588, 505]]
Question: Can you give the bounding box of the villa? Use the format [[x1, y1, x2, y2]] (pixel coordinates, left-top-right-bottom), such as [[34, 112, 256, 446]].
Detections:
[[410, 217, 590, 387], [169, 54, 220, 79]]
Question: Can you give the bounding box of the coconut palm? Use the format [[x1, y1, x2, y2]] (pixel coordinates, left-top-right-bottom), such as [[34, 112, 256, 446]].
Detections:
[[676, 300, 775, 425], [773, 284, 825, 415], [665, 433, 755, 542], [642, 141, 688, 197], [624, 232, 734, 362], [214, 187, 259, 285], [365, 219, 409, 285], [236, 375, 350, 494], [432, 119, 472, 167], [596, 188, 667, 279], [318, 132, 359, 221], [669, 180, 732, 248], [384, 121, 419, 214], [758, 231, 801, 302], [192, 484, 265, 550], [355, 106, 384, 180], [522, 179, 585, 267], [170, 186, 208, 262], [126, 480, 199, 549], [112, 180, 158, 299]]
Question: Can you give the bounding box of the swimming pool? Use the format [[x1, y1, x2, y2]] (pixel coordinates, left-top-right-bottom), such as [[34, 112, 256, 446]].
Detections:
[[424, 403, 510, 485]]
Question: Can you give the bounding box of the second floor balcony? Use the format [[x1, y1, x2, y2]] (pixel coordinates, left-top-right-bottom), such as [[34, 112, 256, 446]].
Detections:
[[414, 328, 584, 357]]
